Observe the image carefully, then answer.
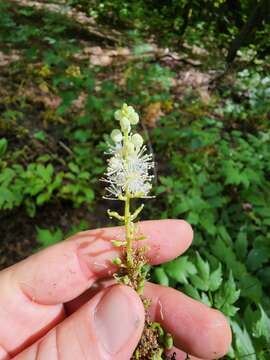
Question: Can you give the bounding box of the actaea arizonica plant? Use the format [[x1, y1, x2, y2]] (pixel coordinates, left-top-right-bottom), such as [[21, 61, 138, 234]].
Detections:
[[102, 104, 174, 359]]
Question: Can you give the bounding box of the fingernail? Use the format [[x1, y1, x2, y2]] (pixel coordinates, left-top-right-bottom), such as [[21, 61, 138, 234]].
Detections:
[[94, 286, 140, 354]]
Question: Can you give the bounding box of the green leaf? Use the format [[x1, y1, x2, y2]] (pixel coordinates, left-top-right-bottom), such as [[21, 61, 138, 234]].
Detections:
[[230, 320, 256, 360], [223, 161, 243, 186], [190, 274, 209, 291], [164, 256, 197, 284], [199, 211, 216, 235], [34, 131, 47, 142], [211, 237, 246, 279], [200, 292, 211, 307], [253, 305, 270, 341], [36, 192, 51, 205], [0, 138, 8, 156], [247, 248, 269, 272], [217, 225, 232, 246], [183, 284, 201, 301], [209, 263, 223, 291], [36, 227, 63, 248], [153, 267, 169, 286], [214, 271, 240, 316], [203, 183, 222, 197], [235, 230, 248, 260], [36, 164, 53, 183], [195, 252, 210, 282], [238, 274, 263, 303], [74, 129, 92, 142], [68, 162, 80, 174], [187, 211, 199, 225]]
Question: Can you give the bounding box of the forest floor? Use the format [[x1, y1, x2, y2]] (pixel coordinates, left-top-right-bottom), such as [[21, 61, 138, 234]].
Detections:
[[0, 0, 264, 269]]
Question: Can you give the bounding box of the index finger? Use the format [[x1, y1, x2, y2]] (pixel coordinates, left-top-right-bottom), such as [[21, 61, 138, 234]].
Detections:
[[15, 219, 192, 305], [0, 219, 192, 356]]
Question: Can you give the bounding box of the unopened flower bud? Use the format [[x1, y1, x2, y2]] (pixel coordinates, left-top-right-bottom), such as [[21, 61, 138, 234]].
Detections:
[[120, 117, 130, 132], [164, 333, 173, 349], [114, 109, 122, 121], [111, 129, 123, 142], [131, 133, 143, 148], [112, 257, 122, 265], [128, 110, 139, 125]]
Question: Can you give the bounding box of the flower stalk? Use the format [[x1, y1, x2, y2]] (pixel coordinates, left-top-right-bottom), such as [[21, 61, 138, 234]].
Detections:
[[124, 193, 133, 267], [103, 103, 173, 359]]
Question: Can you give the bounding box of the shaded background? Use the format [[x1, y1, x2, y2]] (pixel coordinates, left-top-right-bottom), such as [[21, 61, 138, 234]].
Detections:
[[0, 1, 270, 358]]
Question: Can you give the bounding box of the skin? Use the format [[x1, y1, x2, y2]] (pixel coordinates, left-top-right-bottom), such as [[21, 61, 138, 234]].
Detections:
[[0, 219, 231, 360]]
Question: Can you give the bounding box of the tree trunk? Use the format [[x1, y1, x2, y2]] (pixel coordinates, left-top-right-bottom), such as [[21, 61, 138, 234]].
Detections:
[[226, 0, 270, 63]]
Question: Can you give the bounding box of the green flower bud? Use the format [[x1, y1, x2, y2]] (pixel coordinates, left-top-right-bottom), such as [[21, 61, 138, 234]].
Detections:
[[122, 275, 130, 285], [111, 240, 127, 247], [112, 257, 122, 265], [131, 133, 143, 148], [111, 129, 123, 142], [164, 333, 173, 350]]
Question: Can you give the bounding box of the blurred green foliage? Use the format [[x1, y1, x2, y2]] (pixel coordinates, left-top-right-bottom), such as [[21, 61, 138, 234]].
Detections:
[[0, 1, 270, 358]]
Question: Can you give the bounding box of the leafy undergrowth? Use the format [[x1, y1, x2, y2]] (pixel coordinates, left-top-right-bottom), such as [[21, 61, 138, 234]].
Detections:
[[1, 1, 270, 359]]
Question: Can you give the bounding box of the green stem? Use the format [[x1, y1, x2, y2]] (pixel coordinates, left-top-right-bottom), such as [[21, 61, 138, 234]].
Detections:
[[122, 129, 133, 268], [125, 193, 133, 267]]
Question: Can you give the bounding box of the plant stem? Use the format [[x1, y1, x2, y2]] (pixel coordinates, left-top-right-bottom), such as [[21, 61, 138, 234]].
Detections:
[[123, 128, 133, 268], [125, 193, 133, 267]]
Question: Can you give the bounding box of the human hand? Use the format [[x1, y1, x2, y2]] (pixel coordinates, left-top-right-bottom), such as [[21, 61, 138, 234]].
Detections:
[[0, 220, 231, 360]]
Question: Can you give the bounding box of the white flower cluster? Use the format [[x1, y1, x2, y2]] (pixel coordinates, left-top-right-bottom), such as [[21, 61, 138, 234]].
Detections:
[[103, 104, 154, 200]]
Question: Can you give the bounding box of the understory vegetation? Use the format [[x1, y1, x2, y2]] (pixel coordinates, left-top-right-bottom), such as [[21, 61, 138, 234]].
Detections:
[[0, 0, 270, 358]]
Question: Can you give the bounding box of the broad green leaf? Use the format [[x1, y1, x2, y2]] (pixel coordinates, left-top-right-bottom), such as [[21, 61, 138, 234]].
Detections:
[[164, 256, 197, 284]]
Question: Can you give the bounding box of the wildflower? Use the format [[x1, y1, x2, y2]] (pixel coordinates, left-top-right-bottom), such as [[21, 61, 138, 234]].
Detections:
[[114, 103, 139, 125], [103, 104, 154, 200]]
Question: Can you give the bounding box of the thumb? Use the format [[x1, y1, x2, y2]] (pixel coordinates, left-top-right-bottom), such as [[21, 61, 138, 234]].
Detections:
[[14, 285, 145, 360]]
